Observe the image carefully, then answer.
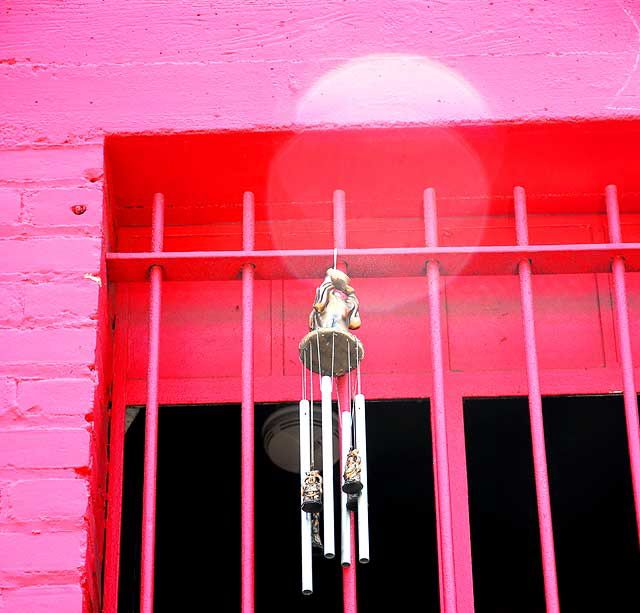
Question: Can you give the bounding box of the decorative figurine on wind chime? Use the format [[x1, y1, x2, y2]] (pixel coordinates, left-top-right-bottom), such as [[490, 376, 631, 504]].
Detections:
[[297, 263, 370, 595]]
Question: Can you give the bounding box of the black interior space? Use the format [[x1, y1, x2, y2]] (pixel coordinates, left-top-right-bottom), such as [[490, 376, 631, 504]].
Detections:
[[464, 395, 639, 613], [118, 399, 439, 611]]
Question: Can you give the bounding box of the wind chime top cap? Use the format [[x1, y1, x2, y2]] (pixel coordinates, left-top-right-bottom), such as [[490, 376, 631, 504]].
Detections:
[[299, 265, 364, 376]]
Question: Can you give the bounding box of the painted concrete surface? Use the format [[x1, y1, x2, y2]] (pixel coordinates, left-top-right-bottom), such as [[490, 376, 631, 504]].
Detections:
[[1, 1, 639, 611], [1, 1, 640, 146]]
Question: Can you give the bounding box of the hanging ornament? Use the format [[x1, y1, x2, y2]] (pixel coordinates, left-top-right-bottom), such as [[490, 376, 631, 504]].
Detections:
[[297, 265, 370, 595], [301, 469, 323, 513], [343, 447, 363, 494]]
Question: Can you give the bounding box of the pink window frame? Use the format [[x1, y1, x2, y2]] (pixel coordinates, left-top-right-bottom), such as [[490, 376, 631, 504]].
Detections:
[[103, 184, 640, 613]]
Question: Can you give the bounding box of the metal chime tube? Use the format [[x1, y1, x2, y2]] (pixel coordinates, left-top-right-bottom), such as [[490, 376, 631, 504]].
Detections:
[[354, 393, 369, 564], [321, 375, 336, 558], [340, 410, 352, 567], [299, 399, 313, 595]]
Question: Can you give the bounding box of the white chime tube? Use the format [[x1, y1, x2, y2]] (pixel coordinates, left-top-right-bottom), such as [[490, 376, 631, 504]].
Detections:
[[321, 375, 335, 559], [340, 410, 352, 567], [355, 393, 370, 564], [299, 399, 313, 595]]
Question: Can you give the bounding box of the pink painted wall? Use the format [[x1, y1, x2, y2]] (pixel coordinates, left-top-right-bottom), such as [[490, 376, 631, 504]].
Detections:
[[1, 1, 639, 611]]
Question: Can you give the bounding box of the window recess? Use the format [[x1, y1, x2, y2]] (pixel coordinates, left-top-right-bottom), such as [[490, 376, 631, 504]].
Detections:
[[104, 122, 640, 613]]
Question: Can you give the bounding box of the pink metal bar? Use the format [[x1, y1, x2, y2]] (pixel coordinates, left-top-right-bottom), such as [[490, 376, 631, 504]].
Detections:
[[106, 242, 640, 283], [338, 376, 358, 613], [333, 189, 347, 252], [424, 189, 457, 613], [424, 193, 440, 591], [334, 189, 358, 613], [443, 391, 475, 613], [514, 186, 560, 613], [605, 184, 640, 542], [243, 191, 255, 252], [241, 192, 256, 611], [140, 193, 164, 613]]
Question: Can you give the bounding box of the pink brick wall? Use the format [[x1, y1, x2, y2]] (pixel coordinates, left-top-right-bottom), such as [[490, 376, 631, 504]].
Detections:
[[1, 1, 639, 611], [0, 145, 107, 612]]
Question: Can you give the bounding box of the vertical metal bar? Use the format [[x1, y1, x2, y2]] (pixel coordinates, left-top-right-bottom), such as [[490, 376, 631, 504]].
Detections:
[[241, 191, 256, 611], [443, 391, 475, 613], [424, 188, 457, 613], [338, 378, 357, 613], [425, 188, 444, 606], [605, 184, 640, 541], [333, 189, 347, 253], [514, 186, 560, 613], [334, 189, 358, 613], [140, 193, 164, 613]]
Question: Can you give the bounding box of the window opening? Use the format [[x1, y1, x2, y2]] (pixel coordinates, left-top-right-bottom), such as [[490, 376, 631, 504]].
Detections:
[[464, 396, 639, 613], [354, 399, 439, 613], [118, 405, 240, 612], [256, 399, 439, 611], [119, 400, 438, 612], [543, 395, 639, 611], [464, 398, 545, 613], [104, 125, 640, 613]]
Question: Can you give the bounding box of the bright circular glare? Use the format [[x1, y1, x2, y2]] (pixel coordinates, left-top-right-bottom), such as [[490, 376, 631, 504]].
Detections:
[[296, 53, 491, 125]]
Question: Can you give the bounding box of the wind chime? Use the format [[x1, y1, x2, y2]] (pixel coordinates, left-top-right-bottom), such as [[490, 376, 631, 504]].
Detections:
[[298, 262, 370, 595]]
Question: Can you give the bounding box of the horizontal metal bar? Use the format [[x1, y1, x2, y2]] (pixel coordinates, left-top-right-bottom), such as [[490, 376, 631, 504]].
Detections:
[[108, 243, 640, 281]]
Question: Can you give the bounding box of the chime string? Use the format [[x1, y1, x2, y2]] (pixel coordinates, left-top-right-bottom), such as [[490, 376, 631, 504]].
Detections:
[[302, 346, 307, 401], [331, 331, 336, 386], [315, 329, 323, 470], [347, 338, 356, 449], [330, 331, 336, 413]]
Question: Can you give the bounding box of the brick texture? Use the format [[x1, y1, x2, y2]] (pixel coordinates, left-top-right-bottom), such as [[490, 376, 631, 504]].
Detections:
[[27, 187, 102, 227], [0, 532, 85, 571], [0, 585, 83, 613], [0, 144, 104, 612], [9, 479, 87, 520], [0, 429, 90, 469], [22, 281, 99, 322], [0, 189, 21, 225], [18, 378, 95, 417]]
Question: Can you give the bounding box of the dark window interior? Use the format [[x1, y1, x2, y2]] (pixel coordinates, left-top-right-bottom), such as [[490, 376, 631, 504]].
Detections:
[[118, 399, 438, 611], [118, 404, 241, 612], [464, 395, 639, 613]]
